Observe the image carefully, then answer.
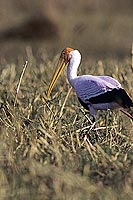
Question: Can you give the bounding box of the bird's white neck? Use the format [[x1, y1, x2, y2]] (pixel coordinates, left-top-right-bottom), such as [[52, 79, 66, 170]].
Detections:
[[67, 50, 81, 87]]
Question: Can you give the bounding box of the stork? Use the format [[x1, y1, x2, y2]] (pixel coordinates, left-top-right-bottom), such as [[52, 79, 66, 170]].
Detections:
[[47, 47, 133, 122]]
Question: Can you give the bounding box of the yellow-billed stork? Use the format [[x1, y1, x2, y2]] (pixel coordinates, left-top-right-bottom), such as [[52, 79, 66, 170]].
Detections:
[[47, 47, 133, 122]]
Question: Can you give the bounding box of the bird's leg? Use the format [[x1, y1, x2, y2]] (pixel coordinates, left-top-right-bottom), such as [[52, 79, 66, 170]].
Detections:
[[89, 107, 99, 141], [92, 116, 99, 142], [105, 110, 110, 139]]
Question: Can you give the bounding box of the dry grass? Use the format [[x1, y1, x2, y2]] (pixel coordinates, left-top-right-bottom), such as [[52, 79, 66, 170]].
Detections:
[[0, 49, 132, 199]]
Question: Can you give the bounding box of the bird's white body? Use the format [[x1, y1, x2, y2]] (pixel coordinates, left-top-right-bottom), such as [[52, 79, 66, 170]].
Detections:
[[67, 50, 123, 119]]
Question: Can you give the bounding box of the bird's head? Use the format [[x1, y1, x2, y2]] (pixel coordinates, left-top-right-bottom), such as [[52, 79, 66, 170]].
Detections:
[[47, 47, 74, 98], [61, 47, 74, 64]]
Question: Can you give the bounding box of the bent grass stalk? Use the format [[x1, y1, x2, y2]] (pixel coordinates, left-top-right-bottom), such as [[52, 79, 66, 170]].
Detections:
[[14, 61, 28, 107]]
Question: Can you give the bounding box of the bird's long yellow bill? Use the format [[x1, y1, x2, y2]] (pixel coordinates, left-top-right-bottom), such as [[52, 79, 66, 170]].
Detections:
[[47, 56, 66, 98]]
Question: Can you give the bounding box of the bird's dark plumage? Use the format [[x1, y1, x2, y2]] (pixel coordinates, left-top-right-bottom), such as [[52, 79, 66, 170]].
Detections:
[[78, 88, 133, 110], [89, 88, 133, 108]]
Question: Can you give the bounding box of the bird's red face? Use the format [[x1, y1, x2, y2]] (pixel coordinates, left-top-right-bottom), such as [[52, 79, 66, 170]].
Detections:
[[47, 47, 74, 98], [61, 47, 74, 64]]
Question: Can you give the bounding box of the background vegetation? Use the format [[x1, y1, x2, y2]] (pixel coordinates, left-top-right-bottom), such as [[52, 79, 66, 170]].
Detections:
[[0, 1, 133, 199], [0, 0, 133, 60]]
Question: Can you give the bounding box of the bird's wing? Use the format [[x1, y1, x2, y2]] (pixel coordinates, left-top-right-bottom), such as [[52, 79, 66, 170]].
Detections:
[[98, 76, 121, 88], [74, 75, 122, 102]]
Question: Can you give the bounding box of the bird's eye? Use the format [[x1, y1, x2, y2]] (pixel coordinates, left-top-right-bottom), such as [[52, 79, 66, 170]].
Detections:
[[62, 51, 65, 58]]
